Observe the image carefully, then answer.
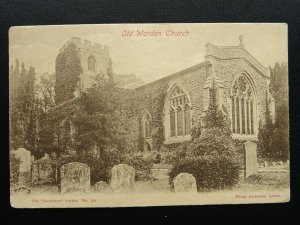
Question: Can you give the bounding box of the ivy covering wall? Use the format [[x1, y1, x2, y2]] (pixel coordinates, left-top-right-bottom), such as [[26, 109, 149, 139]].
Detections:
[[151, 82, 169, 150], [55, 43, 82, 104]]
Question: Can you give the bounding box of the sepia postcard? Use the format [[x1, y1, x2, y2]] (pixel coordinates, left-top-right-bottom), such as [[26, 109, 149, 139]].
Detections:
[[9, 23, 289, 208]]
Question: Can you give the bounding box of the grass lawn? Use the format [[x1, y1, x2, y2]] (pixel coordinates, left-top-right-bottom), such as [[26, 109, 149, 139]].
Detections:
[[19, 171, 290, 194], [11, 171, 289, 208]]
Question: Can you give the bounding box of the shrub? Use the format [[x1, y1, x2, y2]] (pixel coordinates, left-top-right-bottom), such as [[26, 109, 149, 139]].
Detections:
[[142, 150, 161, 164], [159, 144, 189, 164], [169, 154, 240, 190], [123, 152, 154, 181], [170, 128, 240, 190], [10, 152, 21, 185]]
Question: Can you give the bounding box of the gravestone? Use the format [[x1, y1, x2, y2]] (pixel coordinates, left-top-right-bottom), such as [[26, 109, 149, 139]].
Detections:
[[32, 159, 56, 185], [14, 148, 31, 185], [110, 164, 135, 193], [244, 141, 258, 178], [264, 161, 268, 168], [173, 173, 197, 193], [94, 181, 111, 193], [60, 162, 90, 194]]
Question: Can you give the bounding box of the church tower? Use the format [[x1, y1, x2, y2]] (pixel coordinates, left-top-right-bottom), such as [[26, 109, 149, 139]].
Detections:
[[56, 37, 113, 104]]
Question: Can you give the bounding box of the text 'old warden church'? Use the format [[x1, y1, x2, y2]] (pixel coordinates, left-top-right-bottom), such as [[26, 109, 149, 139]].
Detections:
[[50, 36, 275, 153]]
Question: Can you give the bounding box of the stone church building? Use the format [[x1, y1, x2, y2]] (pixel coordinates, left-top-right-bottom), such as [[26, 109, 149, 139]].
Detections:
[[50, 36, 274, 153]]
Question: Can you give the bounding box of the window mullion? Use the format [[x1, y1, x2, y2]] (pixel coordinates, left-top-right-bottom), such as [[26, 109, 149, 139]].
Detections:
[[239, 98, 243, 134], [244, 97, 248, 134], [175, 109, 178, 137]]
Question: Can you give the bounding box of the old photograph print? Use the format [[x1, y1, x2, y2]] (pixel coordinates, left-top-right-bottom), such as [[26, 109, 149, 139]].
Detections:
[[9, 23, 289, 208]]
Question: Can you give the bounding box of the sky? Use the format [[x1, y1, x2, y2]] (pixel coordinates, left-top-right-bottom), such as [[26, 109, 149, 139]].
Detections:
[[9, 23, 288, 83]]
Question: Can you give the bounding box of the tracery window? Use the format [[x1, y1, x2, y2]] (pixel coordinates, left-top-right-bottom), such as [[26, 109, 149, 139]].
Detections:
[[88, 55, 96, 71], [231, 75, 255, 135], [167, 86, 191, 138], [141, 110, 152, 138]]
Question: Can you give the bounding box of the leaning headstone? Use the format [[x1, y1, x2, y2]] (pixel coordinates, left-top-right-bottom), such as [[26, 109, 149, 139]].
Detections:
[[32, 159, 56, 185], [14, 148, 31, 185], [12, 185, 31, 195], [60, 162, 90, 194], [94, 181, 111, 193], [264, 161, 268, 168], [110, 164, 135, 193], [244, 141, 258, 178], [279, 161, 284, 166], [173, 173, 197, 193]]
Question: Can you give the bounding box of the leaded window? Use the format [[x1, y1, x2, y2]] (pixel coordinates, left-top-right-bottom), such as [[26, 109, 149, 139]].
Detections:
[[167, 86, 191, 138], [231, 75, 255, 135], [141, 110, 152, 138]]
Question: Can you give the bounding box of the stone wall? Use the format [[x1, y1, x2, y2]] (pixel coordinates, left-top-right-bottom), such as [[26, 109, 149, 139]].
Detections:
[[135, 62, 211, 149], [135, 57, 269, 148]]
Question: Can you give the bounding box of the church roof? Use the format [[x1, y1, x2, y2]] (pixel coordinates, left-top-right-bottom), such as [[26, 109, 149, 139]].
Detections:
[[205, 42, 269, 78], [136, 37, 269, 90], [135, 61, 209, 91]]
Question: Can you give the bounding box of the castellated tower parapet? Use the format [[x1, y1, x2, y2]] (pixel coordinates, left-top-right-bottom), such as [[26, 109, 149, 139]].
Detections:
[[59, 37, 110, 56], [58, 37, 113, 96]]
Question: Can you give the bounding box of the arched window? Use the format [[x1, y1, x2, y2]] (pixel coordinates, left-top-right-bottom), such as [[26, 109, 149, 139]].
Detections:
[[88, 55, 96, 71], [231, 75, 256, 136], [141, 110, 152, 138], [166, 85, 192, 140]]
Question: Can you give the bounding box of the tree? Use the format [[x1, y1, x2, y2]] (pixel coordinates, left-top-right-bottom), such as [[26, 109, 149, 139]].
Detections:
[[9, 61, 37, 152], [270, 62, 289, 160], [34, 73, 57, 158], [55, 73, 140, 184], [35, 73, 55, 112], [73, 73, 138, 157], [258, 62, 288, 161], [25, 66, 38, 152], [257, 93, 275, 159]]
